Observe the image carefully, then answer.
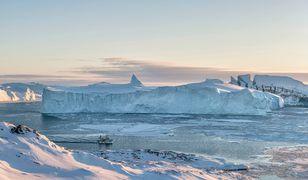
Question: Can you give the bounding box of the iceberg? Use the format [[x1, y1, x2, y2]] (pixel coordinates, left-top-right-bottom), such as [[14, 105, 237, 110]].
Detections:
[[253, 75, 308, 94], [238, 74, 253, 88], [0, 83, 45, 103], [42, 75, 283, 115], [231, 74, 308, 106]]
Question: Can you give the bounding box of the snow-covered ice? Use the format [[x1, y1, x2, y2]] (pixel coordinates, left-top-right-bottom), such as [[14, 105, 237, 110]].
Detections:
[[42, 75, 283, 115], [246, 146, 308, 179]]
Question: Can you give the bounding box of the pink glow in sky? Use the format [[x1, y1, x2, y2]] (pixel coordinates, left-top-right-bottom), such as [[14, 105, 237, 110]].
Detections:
[[0, 0, 307, 85]]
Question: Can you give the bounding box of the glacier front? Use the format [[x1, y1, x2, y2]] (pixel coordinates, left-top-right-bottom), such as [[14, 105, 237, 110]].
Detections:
[[42, 75, 283, 115]]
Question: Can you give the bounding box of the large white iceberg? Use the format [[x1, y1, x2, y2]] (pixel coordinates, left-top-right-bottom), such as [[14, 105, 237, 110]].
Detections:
[[42, 75, 283, 115]]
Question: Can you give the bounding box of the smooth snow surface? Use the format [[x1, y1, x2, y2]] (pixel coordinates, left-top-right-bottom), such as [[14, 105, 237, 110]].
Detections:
[[0, 122, 249, 180], [42, 76, 283, 115]]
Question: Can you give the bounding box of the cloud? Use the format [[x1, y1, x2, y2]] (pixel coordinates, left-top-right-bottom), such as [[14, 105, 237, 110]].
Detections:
[[0, 74, 70, 79], [2, 58, 308, 86], [0, 74, 96, 86], [73, 57, 251, 85], [74, 57, 308, 85]]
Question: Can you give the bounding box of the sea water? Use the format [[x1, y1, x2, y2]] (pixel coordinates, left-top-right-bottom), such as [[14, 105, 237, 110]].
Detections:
[[0, 102, 307, 165]]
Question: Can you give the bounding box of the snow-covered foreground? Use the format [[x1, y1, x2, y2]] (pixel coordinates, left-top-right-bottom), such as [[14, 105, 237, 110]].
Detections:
[[0, 122, 251, 180], [42, 76, 283, 115]]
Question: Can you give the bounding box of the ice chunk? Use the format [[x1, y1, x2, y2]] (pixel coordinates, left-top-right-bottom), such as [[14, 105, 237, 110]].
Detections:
[[238, 74, 253, 88], [130, 74, 143, 87]]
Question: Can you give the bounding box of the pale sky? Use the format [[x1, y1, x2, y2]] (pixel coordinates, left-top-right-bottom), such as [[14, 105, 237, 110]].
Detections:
[[0, 0, 308, 85]]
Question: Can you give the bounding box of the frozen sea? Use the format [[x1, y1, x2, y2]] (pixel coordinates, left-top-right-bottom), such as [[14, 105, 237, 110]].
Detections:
[[0, 102, 307, 178]]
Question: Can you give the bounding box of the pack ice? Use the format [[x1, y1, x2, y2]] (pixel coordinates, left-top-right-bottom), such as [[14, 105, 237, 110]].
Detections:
[[42, 75, 283, 115]]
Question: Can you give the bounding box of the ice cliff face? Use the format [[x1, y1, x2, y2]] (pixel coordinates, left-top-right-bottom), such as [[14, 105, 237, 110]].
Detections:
[[231, 74, 308, 106], [42, 76, 283, 115], [0, 83, 45, 102]]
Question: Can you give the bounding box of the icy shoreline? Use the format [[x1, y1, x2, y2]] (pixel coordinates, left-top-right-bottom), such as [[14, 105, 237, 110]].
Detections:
[[0, 122, 251, 180], [1, 121, 307, 179]]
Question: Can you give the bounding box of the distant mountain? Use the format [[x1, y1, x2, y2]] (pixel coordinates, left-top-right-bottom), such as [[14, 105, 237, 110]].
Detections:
[[230, 74, 308, 106]]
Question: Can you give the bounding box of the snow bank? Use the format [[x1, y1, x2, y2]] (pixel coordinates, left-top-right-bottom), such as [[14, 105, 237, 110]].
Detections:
[[42, 77, 283, 115], [0, 122, 249, 179], [0, 122, 130, 180]]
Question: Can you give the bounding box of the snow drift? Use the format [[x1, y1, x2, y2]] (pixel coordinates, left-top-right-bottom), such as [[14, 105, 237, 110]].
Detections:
[[42, 75, 283, 115], [0, 122, 249, 179]]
